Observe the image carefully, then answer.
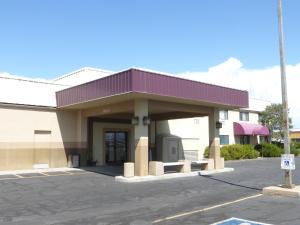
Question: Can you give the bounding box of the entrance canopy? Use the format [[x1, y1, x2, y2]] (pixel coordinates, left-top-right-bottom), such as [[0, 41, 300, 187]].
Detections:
[[56, 68, 248, 110], [233, 122, 269, 136]]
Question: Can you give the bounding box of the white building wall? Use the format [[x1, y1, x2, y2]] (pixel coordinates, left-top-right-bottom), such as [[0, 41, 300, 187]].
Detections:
[[219, 110, 262, 146], [219, 110, 239, 145], [156, 117, 209, 160], [249, 112, 259, 123], [156, 109, 263, 160], [53, 67, 113, 86]]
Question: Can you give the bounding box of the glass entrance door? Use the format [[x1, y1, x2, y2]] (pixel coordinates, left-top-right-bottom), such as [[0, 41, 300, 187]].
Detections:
[[105, 131, 128, 165]]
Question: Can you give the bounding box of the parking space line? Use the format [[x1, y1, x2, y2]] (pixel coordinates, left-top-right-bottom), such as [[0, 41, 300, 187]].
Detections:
[[39, 172, 50, 176], [69, 172, 91, 175], [152, 193, 263, 224], [0, 177, 18, 181], [0, 171, 92, 181], [14, 174, 24, 178], [63, 171, 74, 174]]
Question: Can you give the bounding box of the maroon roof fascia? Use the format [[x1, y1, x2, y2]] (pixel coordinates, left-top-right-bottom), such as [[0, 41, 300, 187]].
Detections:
[[56, 68, 248, 108], [56, 70, 132, 107]]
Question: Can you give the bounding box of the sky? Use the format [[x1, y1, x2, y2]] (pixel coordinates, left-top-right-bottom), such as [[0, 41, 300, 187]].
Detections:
[[0, 0, 300, 126]]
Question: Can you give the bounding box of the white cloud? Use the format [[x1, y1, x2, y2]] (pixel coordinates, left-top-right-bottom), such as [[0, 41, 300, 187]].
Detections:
[[178, 57, 300, 128]]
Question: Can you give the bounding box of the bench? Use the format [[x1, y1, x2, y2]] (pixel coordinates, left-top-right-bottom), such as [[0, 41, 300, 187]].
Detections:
[[149, 160, 191, 176], [163, 162, 185, 167], [191, 159, 214, 170], [163, 161, 186, 173], [191, 160, 209, 165]]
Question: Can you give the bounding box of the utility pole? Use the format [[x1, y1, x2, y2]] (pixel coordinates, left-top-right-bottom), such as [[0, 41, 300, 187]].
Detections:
[[278, 0, 293, 188]]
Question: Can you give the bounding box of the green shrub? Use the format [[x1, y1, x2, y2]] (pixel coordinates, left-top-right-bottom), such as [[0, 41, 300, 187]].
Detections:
[[203, 144, 259, 160], [291, 148, 300, 156], [204, 146, 209, 158], [261, 142, 284, 157], [291, 142, 300, 156]]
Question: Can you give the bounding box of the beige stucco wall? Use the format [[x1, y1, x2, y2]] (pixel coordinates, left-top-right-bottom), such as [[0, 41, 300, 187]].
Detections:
[[0, 107, 78, 143], [0, 103, 263, 171], [0, 106, 83, 170]]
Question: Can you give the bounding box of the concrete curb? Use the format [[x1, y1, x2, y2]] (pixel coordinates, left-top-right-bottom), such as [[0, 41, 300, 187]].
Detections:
[[199, 167, 234, 175], [263, 185, 300, 198], [115, 168, 234, 183]]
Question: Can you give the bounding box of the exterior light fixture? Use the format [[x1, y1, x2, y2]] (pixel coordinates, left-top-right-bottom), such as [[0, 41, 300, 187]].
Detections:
[[216, 121, 222, 129], [143, 116, 151, 125], [131, 116, 139, 125]]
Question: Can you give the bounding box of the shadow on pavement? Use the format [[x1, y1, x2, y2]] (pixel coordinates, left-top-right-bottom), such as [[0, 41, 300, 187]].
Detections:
[[200, 175, 262, 191], [81, 165, 123, 177]]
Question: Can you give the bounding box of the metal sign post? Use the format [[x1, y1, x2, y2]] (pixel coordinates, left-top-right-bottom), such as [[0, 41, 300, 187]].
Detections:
[[277, 0, 294, 188]]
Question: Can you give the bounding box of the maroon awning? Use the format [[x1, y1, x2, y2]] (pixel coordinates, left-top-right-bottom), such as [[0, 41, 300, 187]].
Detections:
[[233, 122, 269, 136]]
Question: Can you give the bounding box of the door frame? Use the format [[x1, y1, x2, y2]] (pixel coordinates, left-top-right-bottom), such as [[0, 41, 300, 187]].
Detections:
[[103, 128, 130, 165]]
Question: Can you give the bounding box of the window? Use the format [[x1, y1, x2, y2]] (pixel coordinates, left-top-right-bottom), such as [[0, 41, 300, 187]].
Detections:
[[239, 112, 249, 121], [194, 119, 200, 125], [219, 110, 228, 120], [240, 135, 250, 144], [34, 130, 51, 134], [259, 136, 269, 143], [219, 135, 229, 145]]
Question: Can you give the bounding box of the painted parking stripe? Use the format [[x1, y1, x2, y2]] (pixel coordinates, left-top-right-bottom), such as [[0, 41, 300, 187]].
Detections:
[[39, 172, 50, 176], [63, 171, 74, 174], [152, 193, 263, 224], [44, 171, 71, 176], [19, 173, 46, 178], [0, 171, 91, 181], [14, 174, 24, 178], [0, 174, 19, 179]]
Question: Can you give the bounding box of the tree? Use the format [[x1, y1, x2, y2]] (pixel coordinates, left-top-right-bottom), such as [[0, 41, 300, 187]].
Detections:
[[259, 103, 293, 141]]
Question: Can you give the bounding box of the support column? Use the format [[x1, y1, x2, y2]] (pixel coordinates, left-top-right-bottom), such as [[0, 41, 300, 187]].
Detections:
[[134, 99, 149, 176], [76, 110, 88, 166], [209, 108, 223, 169], [77, 110, 87, 147]]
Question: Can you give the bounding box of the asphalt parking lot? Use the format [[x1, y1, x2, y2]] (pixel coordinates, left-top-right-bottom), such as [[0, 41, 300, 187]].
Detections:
[[0, 158, 299, 225]]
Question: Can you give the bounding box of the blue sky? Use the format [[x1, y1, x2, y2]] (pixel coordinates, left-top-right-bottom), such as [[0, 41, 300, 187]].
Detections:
[[0, 0, 299, 79]]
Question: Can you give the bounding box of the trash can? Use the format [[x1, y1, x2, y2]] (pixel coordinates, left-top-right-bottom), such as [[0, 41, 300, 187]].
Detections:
[[68, 154, 80, 168]]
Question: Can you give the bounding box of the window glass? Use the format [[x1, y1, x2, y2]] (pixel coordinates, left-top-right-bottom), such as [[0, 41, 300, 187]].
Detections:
[[239, 112, 249, 121], [240, 135, 250, 144], [220, 135, 229, 145], [219, 110, 228, 120], [259, 136, 269, 143]]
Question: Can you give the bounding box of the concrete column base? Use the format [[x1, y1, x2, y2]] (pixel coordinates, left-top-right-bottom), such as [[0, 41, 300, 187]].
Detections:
[[201, 158, 215, 171], [209, 137, 223, 170], [178, 160, 191, 173], [124, 162, 134, 178], [149, 161, 164, 176], [220, 157, 225, 169], [134, 137, 149, 176], [215, 157, 225, 170]]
